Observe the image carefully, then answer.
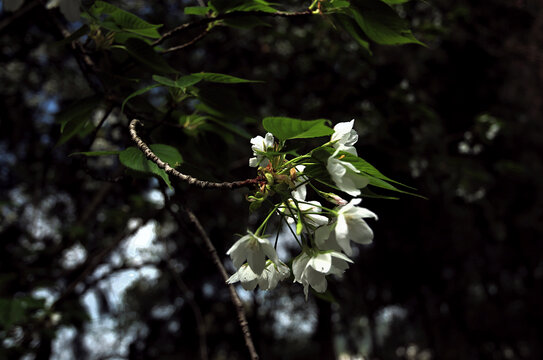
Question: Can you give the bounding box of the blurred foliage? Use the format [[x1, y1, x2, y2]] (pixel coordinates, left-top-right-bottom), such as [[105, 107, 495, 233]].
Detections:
[[1, 0, 543, 359]]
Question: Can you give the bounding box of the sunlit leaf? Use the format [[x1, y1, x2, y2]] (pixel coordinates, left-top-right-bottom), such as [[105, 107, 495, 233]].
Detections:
[[263, 117, 334, 140], [119, 144, 182, 189], [184, 6, 210, 15]]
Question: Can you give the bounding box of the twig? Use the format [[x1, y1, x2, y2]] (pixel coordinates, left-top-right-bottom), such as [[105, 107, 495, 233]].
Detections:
[[129, 119, 260, 189], [153, 10, 312, 46], [162, 28, 210, 54], [183, 208, 259, 360]]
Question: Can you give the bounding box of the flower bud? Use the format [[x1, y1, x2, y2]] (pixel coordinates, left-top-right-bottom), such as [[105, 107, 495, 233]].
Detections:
[[325, 192, 348, 206]]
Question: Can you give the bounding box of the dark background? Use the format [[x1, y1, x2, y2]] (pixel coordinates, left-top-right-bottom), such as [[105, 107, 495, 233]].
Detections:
[[1, 0, 542, 359]]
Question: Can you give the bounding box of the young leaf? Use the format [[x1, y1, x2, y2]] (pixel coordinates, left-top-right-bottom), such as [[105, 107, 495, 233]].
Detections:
[[119, 144, 182, 189], [191, 72, 261, 84], [121, 83, 161, 113], [152, 75, 202, 89], [262, 117, 334, 140], [184, 6, 210, 15], [348, 0, 424, 46], [151, 144, 183, 167], [333, 14, 372, 54], [91, 1, 162, 38]]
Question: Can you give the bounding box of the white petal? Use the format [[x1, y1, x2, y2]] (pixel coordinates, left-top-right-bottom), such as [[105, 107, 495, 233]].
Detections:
[[308, 253, 332, 273], [350, 219, 374, 244], [352, 207, 378, 220], [261, 242, 280, 265], [247, 250, 266, 275], [249, 157, 259, 167], [306, 267, 327, 293], [291, 184, 307, 201], [264, 132, 275, 148], [315, 225, 332, 249], [335, 215, 349, 242], [292, 253, 309, 282]]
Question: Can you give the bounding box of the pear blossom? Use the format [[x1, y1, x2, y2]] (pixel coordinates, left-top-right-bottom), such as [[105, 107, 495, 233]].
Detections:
[[226, 261, 290, 290], [226, 231, 279, 275], [316, 198, 378, 256], [291, 165, 308, 200], [279, 199, 329, 231], [327, 151, 369, 196], [292, 250, 353, 299], [249, 132, 275, 167], [331, 119, 358, 155]]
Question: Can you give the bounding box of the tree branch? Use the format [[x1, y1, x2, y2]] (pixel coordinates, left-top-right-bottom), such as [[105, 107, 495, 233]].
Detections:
[[183, 207, 259, 360], [153, 9, 312, 47], [129, 118, 260, 190], [162, 28, 211, 54]]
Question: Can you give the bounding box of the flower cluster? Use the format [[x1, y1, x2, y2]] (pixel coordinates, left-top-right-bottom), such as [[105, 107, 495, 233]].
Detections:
[[226, 120, 381, 299]]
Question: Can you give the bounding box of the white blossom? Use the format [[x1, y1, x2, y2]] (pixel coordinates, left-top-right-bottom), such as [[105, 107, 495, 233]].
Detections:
[[279, 199, 329, 231], [316, 198, 378, 256], [249, 132, 275, 167], [226, 261, 290, 291], [226, 231, 279, 275], [331, 119, 358, 155], [292, 250, 353, 299], [327, 151, 369, 196], [291, 165, 308, 201]]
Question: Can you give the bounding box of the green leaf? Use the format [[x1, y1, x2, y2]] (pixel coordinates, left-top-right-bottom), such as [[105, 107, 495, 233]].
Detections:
[[56, 96, 102, 146], [121, 83, 161, 113], [124, 38, 177, 74], [333, 14, 371, 53], [315, 148, 424, 198], [91, 1, 162, 38], [184, 6, 210, 15], [69, 150, 121, 157], [152, 74, 202, 89], [209, 0, 277, 13], [151, 144, 183, 167], [191, 72, 261, 84], [119, 144, 182, 189], [262, 117, 334, 140], [348, 0, 424, 46]]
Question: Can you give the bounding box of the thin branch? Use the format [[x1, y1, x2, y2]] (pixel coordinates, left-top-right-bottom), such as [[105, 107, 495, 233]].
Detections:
[[129, 119, 260, 189], [183, 207, 259, 360], [162, 28, 210, 54], [153, 9, 312, 46]]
